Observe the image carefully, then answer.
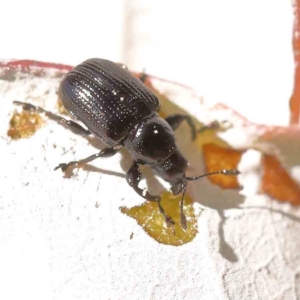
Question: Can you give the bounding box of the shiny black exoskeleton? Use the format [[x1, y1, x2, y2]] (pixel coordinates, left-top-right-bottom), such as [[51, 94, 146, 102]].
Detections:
[[14, 58, 240, 230]]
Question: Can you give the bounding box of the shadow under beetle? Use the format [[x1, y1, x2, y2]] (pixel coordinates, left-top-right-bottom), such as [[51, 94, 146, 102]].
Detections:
[[14, 58, 240, 230]]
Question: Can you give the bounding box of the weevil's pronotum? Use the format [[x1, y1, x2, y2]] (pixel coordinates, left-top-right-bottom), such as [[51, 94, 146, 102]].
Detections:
[[14, 58, 240, 230]]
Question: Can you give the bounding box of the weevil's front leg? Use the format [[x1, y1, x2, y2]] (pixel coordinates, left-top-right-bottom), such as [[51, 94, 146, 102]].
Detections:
[[166, 114, 223, 139], [197, 120, 222, 134], [13, 101, 91, 137], [55, 147, 118, 172], [126, 161, 175, 227], [165, 114, 197, 141], [117, 63, 147, 83], [139, 69, 148, 83]]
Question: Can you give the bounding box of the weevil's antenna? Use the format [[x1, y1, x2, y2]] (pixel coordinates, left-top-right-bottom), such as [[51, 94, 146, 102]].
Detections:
[[179, 182, 188, 231], [185, 169, 240, 181], [180, 169, 240, 230]]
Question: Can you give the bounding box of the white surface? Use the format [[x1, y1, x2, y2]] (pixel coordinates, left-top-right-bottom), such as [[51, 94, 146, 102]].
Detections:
[[0, 0, 294, 126], [0, 68, 300, 300], [1, 1, 299, 300]]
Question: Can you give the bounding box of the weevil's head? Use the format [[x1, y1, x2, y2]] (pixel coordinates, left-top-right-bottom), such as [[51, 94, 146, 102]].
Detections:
[[125, 116, 175, 164], [151, 149, 188, 194], [124, 115, 241, 230], [124, 115, 241, 197], [124, 115, 188, 193]]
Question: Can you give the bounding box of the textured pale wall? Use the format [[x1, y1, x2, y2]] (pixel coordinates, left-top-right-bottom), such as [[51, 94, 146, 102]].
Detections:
[[1, 67, 300, 300], [1, 1, 299, 300]]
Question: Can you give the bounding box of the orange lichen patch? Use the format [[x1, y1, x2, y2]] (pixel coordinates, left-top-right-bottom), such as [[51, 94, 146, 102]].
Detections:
[[289, 0, 300, 125], [7, 110, 43, 140], [120, 192, 198, 246], [202, 143, 243, 189], [262, 155, 300, 205]]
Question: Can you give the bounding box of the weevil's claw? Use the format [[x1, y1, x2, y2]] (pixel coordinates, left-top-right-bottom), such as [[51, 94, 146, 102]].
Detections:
[[166, 215, 176, 236], [146, 194, 161, 202], [13, 101, 36, 111], [208, 120, 221, 130], [166, 216, 176, 236], [171, 226, 176, 236], [54, 163, 69, 172], [165, 214, 175, 227], [157, 201, 175, 229]]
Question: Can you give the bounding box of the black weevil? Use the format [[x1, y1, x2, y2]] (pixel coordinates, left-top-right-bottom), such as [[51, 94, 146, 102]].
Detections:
[[14, 58, 240, 230]]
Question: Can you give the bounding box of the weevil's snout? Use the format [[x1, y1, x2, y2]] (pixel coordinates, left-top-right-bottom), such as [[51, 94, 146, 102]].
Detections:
[[170, 180, 185, 195], [152, 149, 188, 194]]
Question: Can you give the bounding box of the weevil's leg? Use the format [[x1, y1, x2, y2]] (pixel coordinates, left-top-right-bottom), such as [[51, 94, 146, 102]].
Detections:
[[179, 182, 187, 231], [126, 162, 160, 202], [13, 101, 91, 136], [139, 69, 148, 83], [54, 147, 118, 172], [197, 120, 222, 134], [117, 63, 147, 83], [126, 161, 175, 227], [165, 114, 197, 141]]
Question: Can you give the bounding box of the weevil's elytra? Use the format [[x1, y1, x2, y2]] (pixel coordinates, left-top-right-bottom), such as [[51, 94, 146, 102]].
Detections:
[[14, 58, 240, 230], [59, 59, 160, 145]]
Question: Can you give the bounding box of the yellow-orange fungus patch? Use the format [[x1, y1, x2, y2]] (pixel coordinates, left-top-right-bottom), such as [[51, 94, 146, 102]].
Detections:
[[120, 192, 198, 246], [7, 110, 43, 140]]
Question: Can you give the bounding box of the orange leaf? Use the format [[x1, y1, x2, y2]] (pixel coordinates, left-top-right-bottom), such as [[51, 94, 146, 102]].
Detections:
[[289, 0, 300, 124], [202, 143, 243, 189], [262, 155, 300, 205]]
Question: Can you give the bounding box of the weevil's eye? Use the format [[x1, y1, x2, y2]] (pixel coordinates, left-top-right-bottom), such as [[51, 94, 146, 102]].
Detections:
[[152, 149, 188, 186], [124, 116, 176, 164]]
